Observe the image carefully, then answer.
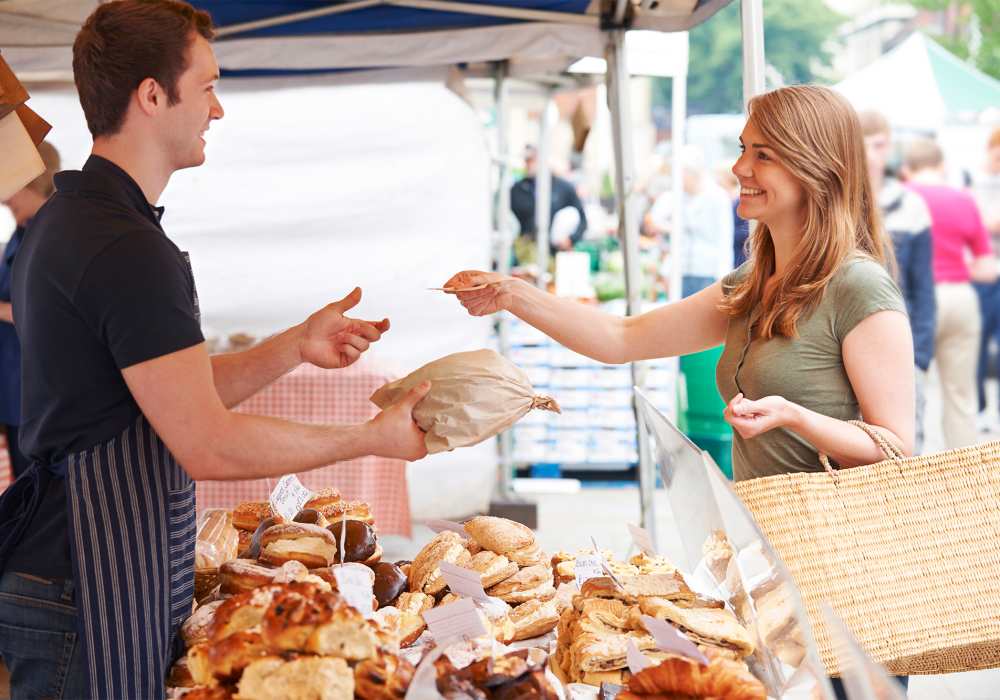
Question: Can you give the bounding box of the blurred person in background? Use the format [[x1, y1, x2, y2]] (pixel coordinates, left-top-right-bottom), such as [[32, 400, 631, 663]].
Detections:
[[859, 111, 935, 454], [968, 127, 1000, 429], [904, 138, 997, 448], [0, 141, 60, 477], [716, 159, 750, 268], [677, 145, 734, 297], [510, 145, 587, 262]]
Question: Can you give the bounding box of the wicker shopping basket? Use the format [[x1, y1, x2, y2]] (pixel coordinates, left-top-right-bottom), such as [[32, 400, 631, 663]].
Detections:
[[732, 421, 1000, 676]]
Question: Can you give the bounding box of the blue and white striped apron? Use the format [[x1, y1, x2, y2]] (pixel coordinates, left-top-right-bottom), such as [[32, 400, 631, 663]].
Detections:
[[0, 250, 201, 699]]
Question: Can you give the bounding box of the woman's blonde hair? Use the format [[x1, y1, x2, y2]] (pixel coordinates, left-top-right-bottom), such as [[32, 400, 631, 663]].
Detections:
[[720, 85, 894, 339]]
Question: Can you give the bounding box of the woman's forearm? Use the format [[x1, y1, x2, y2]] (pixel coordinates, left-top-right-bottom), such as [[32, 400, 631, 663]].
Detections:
[[507, 280, 631, 364], [0, 302, 12, 324], [784, 401, 910, 468]]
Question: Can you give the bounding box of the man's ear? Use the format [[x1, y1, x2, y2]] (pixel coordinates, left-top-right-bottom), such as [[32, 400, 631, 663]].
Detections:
[[134, 77, 165, 118]]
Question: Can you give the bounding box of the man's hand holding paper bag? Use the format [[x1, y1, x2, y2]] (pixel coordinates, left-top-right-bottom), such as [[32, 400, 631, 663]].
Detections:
[[370, 349, 560, 453]]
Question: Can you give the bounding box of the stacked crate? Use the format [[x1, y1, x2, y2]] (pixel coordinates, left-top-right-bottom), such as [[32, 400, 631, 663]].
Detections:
[[508, 313, 677, 472]]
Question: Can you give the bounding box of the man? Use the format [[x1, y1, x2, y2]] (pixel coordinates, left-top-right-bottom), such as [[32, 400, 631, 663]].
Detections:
[[968, 127, 1000, 429], [677, 145, 734, 298], [0, 142, 60, 477], [0, 2, 429, 698], [903, 138, 997, 449], [858, 111, 935, 454], [510, 145, 587, 259], [714, 159, 750, 269]]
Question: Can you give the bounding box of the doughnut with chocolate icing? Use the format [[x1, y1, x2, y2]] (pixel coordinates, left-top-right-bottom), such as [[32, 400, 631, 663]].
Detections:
[[326, 520, 378, 564], [248, 517, 276, 560], [370, 562, 408, 609], [293, 508, 330, 528]]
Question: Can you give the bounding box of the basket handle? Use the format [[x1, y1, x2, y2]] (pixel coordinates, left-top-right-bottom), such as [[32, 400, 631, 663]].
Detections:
[[818, 419, 905, 477]]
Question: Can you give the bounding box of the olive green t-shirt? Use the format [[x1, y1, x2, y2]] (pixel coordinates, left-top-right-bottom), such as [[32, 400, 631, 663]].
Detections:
[[716, 258, 907, 481]]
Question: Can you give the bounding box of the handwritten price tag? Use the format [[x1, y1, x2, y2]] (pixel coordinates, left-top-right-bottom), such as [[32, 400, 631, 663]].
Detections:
[[426, 518, 472, 539], [439, 560, 489, 601], [575, 555, 603, 589], [270, 474, 313, 519], [626, 637, 651, 674], [333, 566, 374, 619], [422, 597, 487, 644], [628, 523, 656, 558], [640, 615, 709, 666], [592, 536, 625, 590]]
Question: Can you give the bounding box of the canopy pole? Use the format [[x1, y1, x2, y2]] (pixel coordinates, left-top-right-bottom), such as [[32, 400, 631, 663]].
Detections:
[[669, 75, 685, 305], [535, 89, 553, 290], [607, 29, 657, 549], [495, 61, 514, 499], [741, 0, 765, 110]]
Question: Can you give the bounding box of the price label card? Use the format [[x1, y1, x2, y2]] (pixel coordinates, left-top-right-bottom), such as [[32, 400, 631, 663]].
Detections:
[[422, 597, 487, 644], [426, 518, 472, 539], [270, 474, 313, 519], [640, 615, 709, 666], [628, 523, 656, 558], [438, 560, 489, 601], [575, 554, 603, 589], [626, 638, 651, 675], [591, 536, 625, 590], [333, 566, 374, 619]]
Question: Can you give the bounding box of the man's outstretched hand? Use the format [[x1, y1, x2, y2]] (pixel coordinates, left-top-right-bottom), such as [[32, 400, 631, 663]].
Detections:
[[298, 287, 390, 369]]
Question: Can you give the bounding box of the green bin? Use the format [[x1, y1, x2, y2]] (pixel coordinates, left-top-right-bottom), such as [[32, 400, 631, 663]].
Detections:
[[680, 346, 733, 480]]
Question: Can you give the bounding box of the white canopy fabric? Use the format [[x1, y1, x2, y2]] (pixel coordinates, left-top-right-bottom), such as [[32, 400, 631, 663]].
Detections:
[[835, 32, 1000, 132], [18, 75, 500, 519]]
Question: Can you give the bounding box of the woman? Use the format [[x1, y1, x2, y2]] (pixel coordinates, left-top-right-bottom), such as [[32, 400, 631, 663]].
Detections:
[[445, 85, 914, 476]]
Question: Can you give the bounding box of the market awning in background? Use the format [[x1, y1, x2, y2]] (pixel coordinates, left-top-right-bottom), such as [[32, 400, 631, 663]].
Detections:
[[835, 31, 1000, 133]]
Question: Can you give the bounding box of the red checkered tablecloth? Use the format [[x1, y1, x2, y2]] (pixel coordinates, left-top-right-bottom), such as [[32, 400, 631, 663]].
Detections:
[[196, 357, 413, 537], [0, 358, 414, 537]]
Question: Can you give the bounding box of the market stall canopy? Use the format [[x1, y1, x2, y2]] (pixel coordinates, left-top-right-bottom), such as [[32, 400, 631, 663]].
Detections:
[[834, 31, 1000, 133], [2, 0, 730, 81]]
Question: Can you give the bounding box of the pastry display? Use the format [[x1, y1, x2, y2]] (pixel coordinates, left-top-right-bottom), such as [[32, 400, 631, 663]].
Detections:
[[409, 531, 472, 595], [464, 516, 542, 566], [317, 500, 375, 526], [304, 488, 343, 510], [370, 563, 409, 609], [259, 523, 340, 568], [173, 492, 785, 700], [232, 501, 277, 532], [326, 520, 382, 565], [294, 508, 331, 528], [619, 647, 766, 700]]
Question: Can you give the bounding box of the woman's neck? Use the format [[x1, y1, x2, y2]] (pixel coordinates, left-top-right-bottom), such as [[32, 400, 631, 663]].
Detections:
[[767, 214, 806, 279]]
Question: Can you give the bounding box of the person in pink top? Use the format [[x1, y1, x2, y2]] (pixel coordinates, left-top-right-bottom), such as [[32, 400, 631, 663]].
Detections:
[[904, 138, 998, 448]]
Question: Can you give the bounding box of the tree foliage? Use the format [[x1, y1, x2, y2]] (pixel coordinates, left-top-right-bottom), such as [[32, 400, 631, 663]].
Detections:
[[652, 0, 844, 114], [908, 0, 1000, 80]]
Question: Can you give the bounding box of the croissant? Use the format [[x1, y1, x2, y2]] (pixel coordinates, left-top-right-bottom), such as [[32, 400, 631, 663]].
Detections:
[[627, 649, 765, 700]]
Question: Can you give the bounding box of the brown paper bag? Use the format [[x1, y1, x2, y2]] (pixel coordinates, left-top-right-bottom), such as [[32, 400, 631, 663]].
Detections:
[[370, 349, 561, 454]]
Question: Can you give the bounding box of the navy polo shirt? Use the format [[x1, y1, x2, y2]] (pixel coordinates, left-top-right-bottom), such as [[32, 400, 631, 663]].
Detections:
[[5, 155, 204, 579], [0, 226, 24, 426]]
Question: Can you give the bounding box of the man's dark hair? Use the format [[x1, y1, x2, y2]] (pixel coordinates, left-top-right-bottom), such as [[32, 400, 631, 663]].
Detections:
[[73, 0, 214, 139]]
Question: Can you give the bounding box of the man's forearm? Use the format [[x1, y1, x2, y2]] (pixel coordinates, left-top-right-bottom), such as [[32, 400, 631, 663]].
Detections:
[[211, 327, 303, 408], [186, 411, 373, 481], [0, 302, 13, 324]]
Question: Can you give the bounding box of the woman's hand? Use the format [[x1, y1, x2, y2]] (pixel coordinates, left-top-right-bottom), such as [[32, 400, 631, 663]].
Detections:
[[724, 392, 796, 439], [443, 270, 519, 317]]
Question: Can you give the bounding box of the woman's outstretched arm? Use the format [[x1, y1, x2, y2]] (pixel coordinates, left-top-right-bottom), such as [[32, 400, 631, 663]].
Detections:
[[444, 270, 731, 364]]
